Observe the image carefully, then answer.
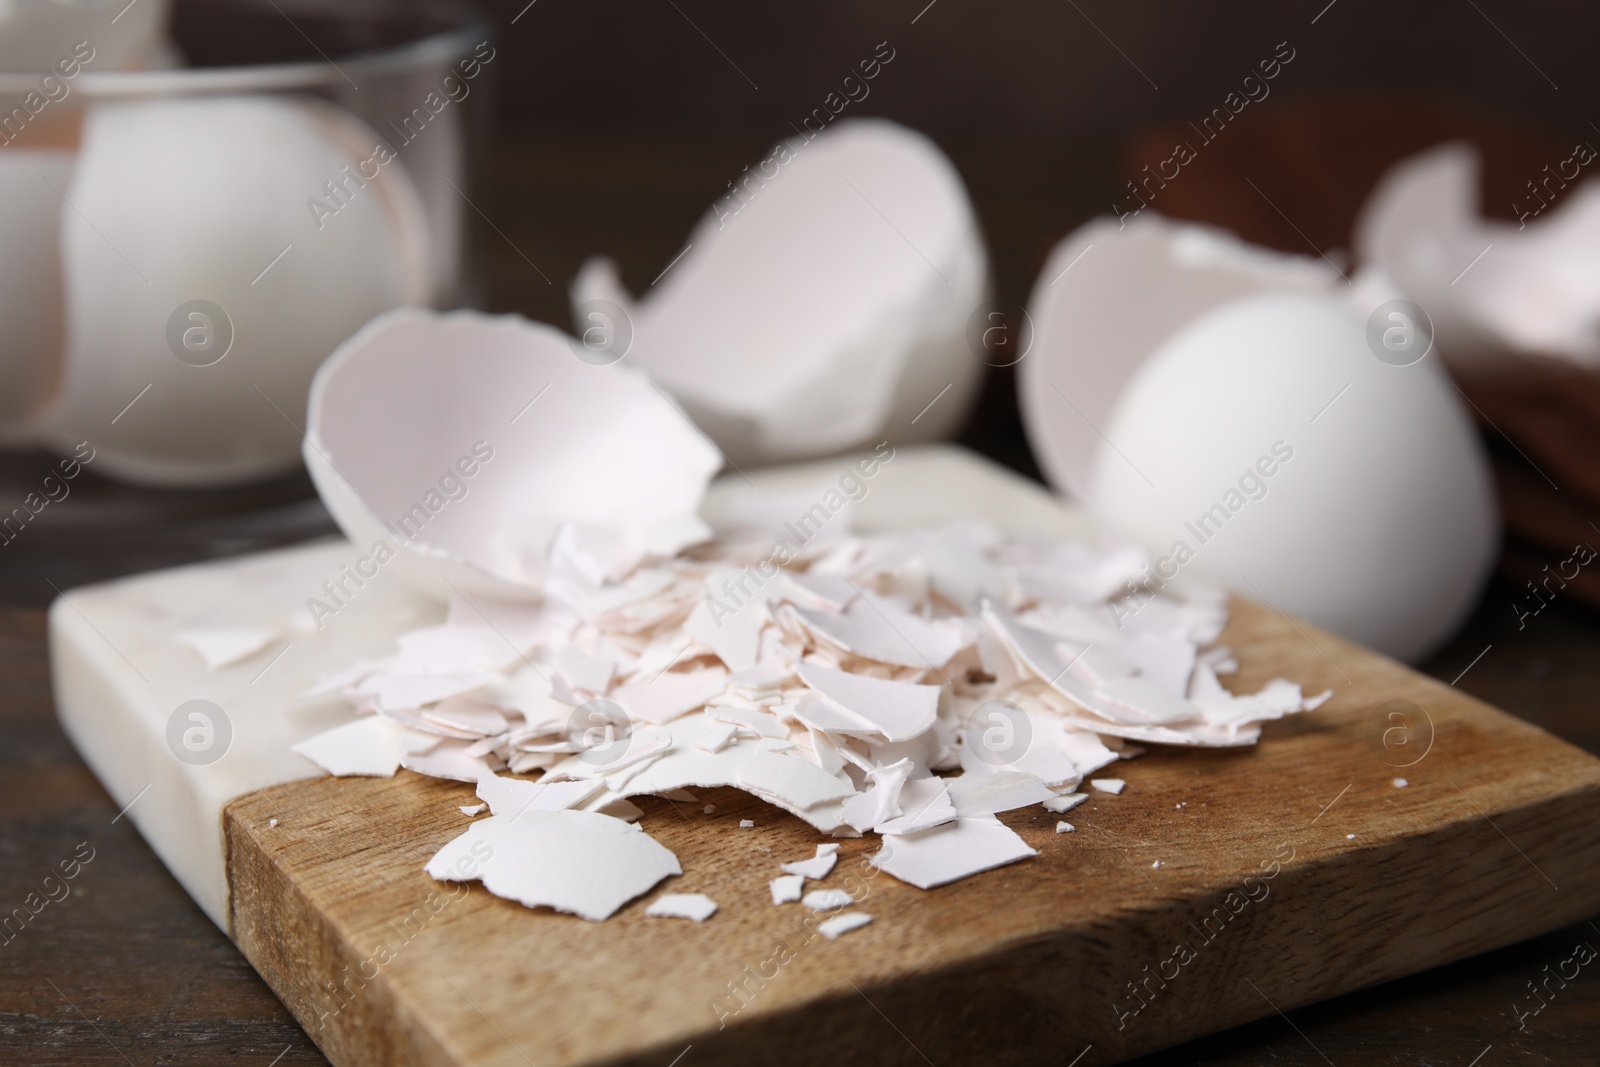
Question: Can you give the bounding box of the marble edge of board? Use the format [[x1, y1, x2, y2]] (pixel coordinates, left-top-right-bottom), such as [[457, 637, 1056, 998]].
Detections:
[[44, 445, 1094, 931]]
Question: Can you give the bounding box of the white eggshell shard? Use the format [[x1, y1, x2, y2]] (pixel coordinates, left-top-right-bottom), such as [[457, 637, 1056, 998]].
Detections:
[[571, 119, 988, 466], [425, 811, 682, 922], [1356, 141, 1600, 368], [173, 626, 279, 670], [1085, 291, 1496, 663], [44, 95, 431, 486], [1020, 213, 1341, 499], [870, 815, 1037, 889], [0, 149, 71, 437], [304, 308, 723, 601]]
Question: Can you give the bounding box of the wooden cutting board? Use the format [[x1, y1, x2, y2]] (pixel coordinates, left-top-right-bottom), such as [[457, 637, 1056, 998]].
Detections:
[[49, 446, 1600, 1066]]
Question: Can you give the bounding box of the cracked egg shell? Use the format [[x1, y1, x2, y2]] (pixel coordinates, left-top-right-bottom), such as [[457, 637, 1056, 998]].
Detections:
[[1356, 141, 1600, 370], [570, 118, 988, 468], [304, 308, 724, 603], [40, 94, 431, 486], [1019, 213, 1340, 500], [1021, 214, 1495, 662], [1082, 290, 1496, 663]]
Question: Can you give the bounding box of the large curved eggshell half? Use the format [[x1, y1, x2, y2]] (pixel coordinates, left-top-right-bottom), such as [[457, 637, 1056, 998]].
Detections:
[[1356, 141, 1600, 369], [41, 95, 432, 487], [1020, 213, 1342, 500], [304, 308, 724, 602], [1086, 292, 1497, 663], [0, 148, 70, 438], [571, 118, 988, 467]]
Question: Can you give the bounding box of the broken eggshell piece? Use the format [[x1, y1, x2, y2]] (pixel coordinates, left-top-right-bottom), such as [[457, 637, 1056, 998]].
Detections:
[[426, 810, 682, 922], [571, 119, 988, 467], [304, 308, 724, 602], [42, 95, 432, 486], [1020, 213, 1337, 501], [290, 443, 1335, 918], [1356, 141, 1600, 370], [1021, 214, 1496, 662]]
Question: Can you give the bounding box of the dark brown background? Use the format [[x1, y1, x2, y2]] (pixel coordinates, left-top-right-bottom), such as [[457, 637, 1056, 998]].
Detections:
[[5, 0, 1600, 1063]]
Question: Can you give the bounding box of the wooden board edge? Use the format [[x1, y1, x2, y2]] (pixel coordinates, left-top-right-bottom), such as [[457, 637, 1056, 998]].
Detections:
[[224, 773, 1600, 1067]]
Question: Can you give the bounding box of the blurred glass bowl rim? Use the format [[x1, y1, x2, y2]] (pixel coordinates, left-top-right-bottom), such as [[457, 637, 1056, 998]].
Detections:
[[0, 0, 490, 92]]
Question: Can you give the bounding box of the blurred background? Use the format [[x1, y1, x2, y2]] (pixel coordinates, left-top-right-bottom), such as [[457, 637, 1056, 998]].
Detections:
[[5, 1, 1600, 1062], [5, 0, 1598, 607]]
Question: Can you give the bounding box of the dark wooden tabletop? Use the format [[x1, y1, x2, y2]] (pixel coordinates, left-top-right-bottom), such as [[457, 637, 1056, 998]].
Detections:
[[4, 126, 1599, 1066]]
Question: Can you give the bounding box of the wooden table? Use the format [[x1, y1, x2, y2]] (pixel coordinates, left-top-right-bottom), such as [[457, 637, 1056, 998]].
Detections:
[[4, 128, 1599, 1065]]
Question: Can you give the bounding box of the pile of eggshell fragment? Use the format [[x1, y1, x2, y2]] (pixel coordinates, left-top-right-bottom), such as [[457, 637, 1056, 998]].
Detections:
[[290, 493, 1330, 927]]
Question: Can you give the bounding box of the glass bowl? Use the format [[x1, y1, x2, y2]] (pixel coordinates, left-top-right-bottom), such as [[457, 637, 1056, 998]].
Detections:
[[0, 0, 491, 486]]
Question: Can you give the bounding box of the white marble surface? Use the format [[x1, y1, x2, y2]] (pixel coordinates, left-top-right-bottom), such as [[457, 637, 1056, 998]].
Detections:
[[49, 444, 1097, 931]]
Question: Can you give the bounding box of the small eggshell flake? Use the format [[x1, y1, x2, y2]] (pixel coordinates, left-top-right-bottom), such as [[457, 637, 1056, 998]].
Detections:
[[612, 668, 730, 726], [870, 816, 1037, 890], [874, 777, 958, 836], [1044, 792, 1089, 813], [647, 893, 718, 921], [476, 774, 605, 817], [781, 848, 838, 881], [794, 592, 967, 669], [293, 716, 436, 778], [801, 889, 855, 912], [426, 811, 682, 922], [769, 875, 804, 905], [817, 913, 873, 940], [796, 662, 940, 742], [1091, 779, 1126, 795], [697, 723, 739, 755], [402, 741, 501, 783], [358, 672, 494, 713], [947, 770, 1056, 818], [174, 627, 279, 670], [1056, 822, 1075, 834], [304, 309, 723, 602], [460, 804, 487, 816], [737, 751, 855, 811]]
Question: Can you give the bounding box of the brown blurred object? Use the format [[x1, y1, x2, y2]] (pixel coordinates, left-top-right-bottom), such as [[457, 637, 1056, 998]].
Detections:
[[1122, 93, 1600, 609]]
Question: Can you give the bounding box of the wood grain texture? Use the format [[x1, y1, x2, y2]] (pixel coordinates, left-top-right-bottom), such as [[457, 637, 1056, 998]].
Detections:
[[222, 598, 1600, 1067]]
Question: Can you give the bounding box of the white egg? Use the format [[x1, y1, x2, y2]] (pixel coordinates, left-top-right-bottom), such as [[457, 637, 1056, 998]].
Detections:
[[41, 94, 431, 486], [1020, 213, 1338, 500], [0, 0, 169, 72], [570, 119, 988, 467], [1085, 291, 1497, 663], [305, 308, 723, 603], [0, 147, 70, 437]]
